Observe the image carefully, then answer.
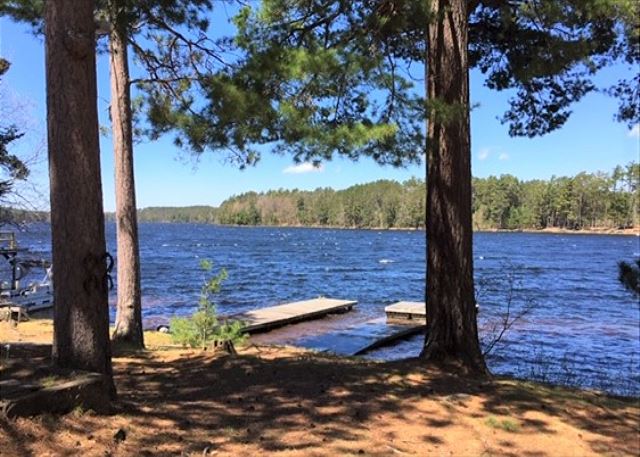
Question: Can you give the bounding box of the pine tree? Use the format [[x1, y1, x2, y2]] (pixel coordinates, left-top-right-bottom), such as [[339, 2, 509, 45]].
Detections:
[[45, 0, 115, 396], [0, 59, 29, 202], [2, 0, 224, 349], [216, 0, 639, 372]]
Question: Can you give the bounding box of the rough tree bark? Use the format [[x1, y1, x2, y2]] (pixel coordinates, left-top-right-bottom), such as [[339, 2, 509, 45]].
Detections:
[[421, 0, 488, 374], [109, 13, 144, 348], [45, 0, 116, 395]]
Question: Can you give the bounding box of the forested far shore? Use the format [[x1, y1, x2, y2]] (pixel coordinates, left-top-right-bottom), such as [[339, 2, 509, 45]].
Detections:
[[217, 163, 639, 231], [0, 206, 219, 225], [108, 206, 219, 224], [0, 208, 49, 224], [2, 163, 638, 231]]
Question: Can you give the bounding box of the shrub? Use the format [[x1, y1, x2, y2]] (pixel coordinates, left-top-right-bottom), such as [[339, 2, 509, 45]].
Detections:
[[170, 260, 247, 352], [485, 416, 520, 432]]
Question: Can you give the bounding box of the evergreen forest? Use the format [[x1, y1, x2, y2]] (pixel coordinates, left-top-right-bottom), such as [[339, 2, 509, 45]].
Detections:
[[8, 162, 638, 231], [142, 163, 639, 230]]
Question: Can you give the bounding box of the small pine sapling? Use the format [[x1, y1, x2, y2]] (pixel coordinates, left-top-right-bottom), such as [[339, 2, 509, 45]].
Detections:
[[170, 260, 247, 352]]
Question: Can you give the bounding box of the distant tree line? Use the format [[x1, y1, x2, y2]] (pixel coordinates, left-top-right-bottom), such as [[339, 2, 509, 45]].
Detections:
[[2, 206, 218, 225], [217, 163, 639, 230], [2, 163, 637, 230], [473, 163, 639, 231], [116, 206, 218, 224], [0, 207, 49, 224], [216, 178, 425, 228]]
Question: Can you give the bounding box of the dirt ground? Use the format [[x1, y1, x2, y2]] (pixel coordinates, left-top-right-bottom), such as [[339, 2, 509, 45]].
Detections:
[[1, 320, 639, 457]]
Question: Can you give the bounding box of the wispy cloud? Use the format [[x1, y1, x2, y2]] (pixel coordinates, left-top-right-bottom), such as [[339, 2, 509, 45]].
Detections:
[[283, 162, 324, 174], [628, 124, 640, 138], [498, 152, 510, 161], [478, 148, 490, 160]]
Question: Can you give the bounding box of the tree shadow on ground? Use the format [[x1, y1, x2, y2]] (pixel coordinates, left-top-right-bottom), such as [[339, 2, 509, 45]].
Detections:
[[480, 377, 640, 456], [1, 344, 638, 456], [114, 348, 640, 456]]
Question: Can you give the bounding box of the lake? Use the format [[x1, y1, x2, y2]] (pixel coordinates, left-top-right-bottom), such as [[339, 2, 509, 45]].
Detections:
[[8, 223, 640, 396]]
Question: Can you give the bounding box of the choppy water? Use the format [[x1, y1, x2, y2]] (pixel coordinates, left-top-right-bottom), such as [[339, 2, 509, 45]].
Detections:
[[8, 223, 640, 396]]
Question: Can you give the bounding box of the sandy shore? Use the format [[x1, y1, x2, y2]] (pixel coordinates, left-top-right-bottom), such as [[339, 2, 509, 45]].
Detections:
[[1, 319, 639, 457], [476, 227, 639, 236], [195, 223, 640, 236]]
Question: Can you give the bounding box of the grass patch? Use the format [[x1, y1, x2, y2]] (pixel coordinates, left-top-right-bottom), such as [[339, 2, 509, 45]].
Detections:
[[485, 416, 520, 432], [143, 330, 173, 347], [222, 426, 238, 438], [40, 375, 59, 388]]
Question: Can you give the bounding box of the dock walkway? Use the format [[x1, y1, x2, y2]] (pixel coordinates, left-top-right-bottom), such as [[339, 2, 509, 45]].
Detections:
[[296, 317, 425, 356], [232, 297, 357, 333]]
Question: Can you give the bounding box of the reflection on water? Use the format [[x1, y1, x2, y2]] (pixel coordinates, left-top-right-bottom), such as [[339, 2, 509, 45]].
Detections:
[[11, 223, 640, 396]]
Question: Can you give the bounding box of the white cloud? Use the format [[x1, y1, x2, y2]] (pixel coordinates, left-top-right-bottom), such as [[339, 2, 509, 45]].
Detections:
[[498, 152, 510, 161], [283, 162, 324, 174], [478, 148, 490, 160], [628, 124, 640, 138]]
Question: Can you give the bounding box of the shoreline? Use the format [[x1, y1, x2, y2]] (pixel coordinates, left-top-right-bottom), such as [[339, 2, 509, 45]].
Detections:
[[475, 226, 639, 236], [137, 221, 639, 236], [14, 220, 639, 236]]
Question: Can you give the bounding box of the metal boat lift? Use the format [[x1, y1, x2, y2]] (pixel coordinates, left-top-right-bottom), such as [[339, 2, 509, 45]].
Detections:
[[0, 232, 53, 318]]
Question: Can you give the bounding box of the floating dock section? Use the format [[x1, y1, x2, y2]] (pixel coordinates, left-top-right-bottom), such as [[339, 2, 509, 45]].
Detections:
[[385, 301, 426, 322], [233, 297, 357, 333]]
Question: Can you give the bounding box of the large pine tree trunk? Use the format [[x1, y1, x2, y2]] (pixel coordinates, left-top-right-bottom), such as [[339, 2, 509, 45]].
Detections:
[[109, 19, 144, 348], [45, 0, 116, 395], [421, 0, 487, 374]]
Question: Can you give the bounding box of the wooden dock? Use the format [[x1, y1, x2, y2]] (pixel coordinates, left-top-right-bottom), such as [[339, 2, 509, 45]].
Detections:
[[385, 301, 426, 322], [351, 321, 425, 355], [296, 317, 425, 356], [232, 297, 357, 333]]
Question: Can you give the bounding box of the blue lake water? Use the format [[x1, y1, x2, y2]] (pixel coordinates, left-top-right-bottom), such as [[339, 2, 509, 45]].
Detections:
[[8, 223, 640, 396]]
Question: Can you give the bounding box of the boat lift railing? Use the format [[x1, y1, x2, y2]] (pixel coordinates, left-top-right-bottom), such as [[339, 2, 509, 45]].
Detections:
[[0, 232, 50, 291], [0, 232, 18, 251]]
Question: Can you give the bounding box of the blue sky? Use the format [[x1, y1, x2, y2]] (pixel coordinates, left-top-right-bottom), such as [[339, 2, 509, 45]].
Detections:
[[1, 15, 638, 212]]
